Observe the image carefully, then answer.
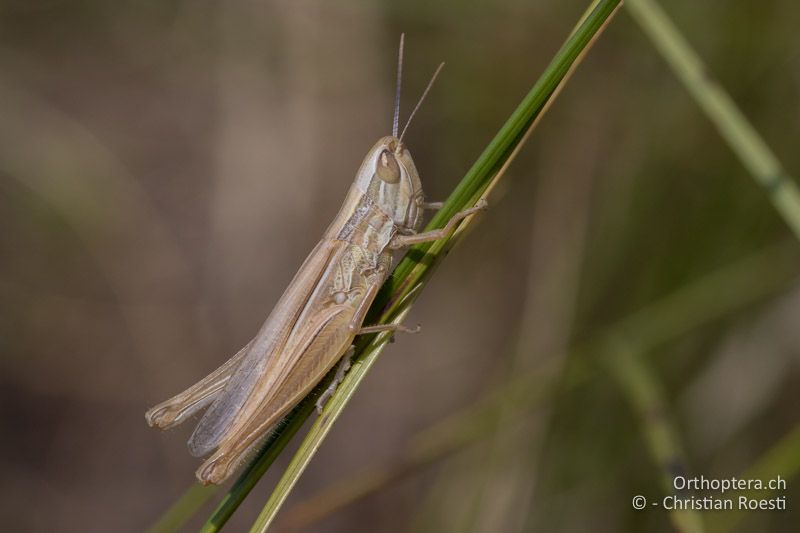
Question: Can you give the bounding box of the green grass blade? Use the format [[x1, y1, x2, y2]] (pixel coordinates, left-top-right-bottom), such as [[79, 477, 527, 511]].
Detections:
[[626, 0, 800, 239], [242, 1, 622, 531]]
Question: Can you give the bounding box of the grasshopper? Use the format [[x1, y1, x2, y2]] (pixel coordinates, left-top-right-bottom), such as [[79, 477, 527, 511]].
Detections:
[[145, 35, 487, 485]]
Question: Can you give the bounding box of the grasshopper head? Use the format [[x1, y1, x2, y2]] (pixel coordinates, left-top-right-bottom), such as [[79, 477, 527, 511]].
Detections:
[[354, 135, 425, 232]]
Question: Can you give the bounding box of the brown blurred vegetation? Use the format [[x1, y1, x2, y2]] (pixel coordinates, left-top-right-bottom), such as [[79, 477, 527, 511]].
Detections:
[[1, 1, 799, 531]]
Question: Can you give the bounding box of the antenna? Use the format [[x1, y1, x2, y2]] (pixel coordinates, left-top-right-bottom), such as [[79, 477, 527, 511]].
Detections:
[[392, 34, 405, 138], [398, 62, 445, 144]]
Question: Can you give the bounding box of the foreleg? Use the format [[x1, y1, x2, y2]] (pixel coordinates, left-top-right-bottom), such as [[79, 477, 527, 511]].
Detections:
[[390, 199, 488, 249]]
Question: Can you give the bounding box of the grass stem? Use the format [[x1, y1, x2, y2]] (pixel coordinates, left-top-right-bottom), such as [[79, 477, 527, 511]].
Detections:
[[626, 0, 800, 239]]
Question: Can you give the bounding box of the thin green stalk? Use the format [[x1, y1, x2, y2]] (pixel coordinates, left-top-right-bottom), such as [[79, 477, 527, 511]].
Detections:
[[243, 1, 622, 531], [625, 0, 800, 239]]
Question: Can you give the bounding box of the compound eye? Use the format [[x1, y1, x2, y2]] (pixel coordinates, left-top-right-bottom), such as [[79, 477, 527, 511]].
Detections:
[[375, 150, 401, 183]]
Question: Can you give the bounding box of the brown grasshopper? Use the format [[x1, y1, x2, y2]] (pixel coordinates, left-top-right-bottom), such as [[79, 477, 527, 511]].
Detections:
[[145, 35, 487, 485]]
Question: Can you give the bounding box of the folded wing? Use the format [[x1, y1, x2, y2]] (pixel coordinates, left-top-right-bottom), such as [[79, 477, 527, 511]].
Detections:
[[187, 239, 340, 457]]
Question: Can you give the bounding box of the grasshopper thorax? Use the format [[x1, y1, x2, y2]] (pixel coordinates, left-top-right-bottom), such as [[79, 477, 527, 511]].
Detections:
[[354, 135, 425, 233]]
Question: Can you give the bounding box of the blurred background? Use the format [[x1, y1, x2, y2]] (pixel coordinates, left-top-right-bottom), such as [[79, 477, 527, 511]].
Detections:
[[1, 0, 799, 531]]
